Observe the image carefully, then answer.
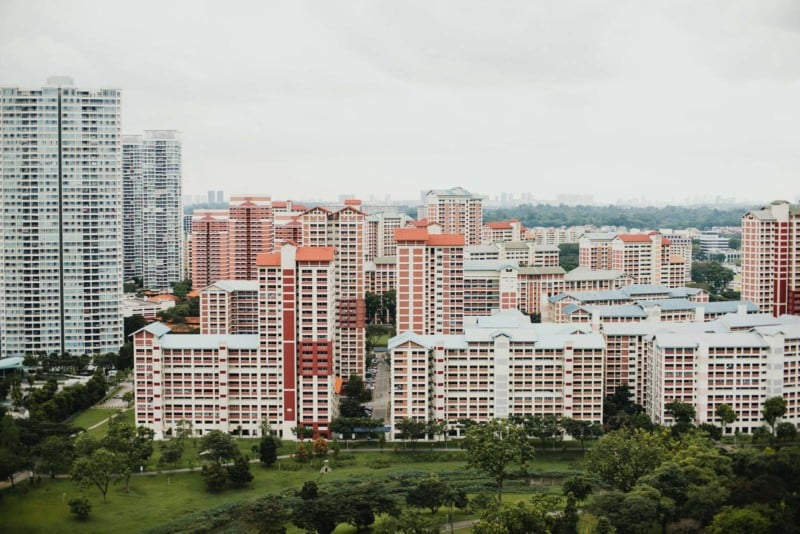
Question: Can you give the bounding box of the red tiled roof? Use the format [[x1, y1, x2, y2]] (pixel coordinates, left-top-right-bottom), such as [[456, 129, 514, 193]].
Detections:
[[256, 252, 282, 266], [344, 199, 362, 206], [395, 228, 429, 241], [617, 234, 653, 243], [296, 247, 336, 262], [487, 221, 512, 229], [662, 238, 672, 246], [427, 234, 465, 246], [149, 294, 179, 302]]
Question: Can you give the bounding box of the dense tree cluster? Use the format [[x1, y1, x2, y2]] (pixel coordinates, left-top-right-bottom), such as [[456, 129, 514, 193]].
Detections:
[[485, 203, 749, 230]]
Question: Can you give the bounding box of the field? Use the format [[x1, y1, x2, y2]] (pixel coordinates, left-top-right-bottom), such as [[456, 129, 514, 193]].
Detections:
[[0, 449, 584, 533]]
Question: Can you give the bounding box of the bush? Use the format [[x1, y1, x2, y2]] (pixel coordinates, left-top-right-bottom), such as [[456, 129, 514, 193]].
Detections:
[[68, 496, 91, 520]]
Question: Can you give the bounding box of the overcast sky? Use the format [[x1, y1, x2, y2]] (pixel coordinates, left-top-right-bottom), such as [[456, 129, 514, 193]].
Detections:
[[1, 1, 799, 205]]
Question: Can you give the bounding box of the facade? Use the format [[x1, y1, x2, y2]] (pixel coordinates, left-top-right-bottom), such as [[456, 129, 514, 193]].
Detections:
[[133, 244, 335, 439], [396, 227, 465, 335], [425, 187, 483, 246], [200, 280, 259, 335], [388, 310, 605, 437], [299, 201, 366, 379], [0, 77, 123, 358], [227, 196, 273, 281], [191, 210, 230, 290], [365, 211, 411, 261], [122, 131, 183, 290], [741, 201, 800, 316]]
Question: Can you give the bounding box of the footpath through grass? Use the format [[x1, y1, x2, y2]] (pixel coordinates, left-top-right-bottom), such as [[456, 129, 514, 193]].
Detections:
[[0, 449, 583, 533]]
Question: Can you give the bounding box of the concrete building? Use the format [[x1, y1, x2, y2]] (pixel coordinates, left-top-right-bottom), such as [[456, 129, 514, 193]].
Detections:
[[299, 200, 367, 379], [396, 227, 465, 335], [191, 210, 230, 290], [388, 310, 605, 437], [133, 244, 335, 439], [0, 77, 123, 358], [366, 211, 411, 261], [741, 201, 800, 316], [122, 131, 183, 290], [425, 187, 483, 246]]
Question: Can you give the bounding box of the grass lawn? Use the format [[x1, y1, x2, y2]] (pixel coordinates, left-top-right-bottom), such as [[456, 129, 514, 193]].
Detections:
[[69, 408, 125, 431], [87, 409, 135, 439], [0, 450, 580, 533]]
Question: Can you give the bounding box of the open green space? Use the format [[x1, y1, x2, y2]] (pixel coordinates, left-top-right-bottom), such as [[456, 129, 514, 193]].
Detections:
[[86, 408, 134, 439], [69, 408, 124, 431], [0, 450, 579, 533]]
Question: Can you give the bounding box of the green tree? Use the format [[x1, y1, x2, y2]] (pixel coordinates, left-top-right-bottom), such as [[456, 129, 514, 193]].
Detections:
[[406, 475, 447, 514], [243, 494, 290, 534], [562, 474, 593, 502], [473, 495, 559, 534], [294, 442, 310, 463], [558, 243, 580, 271], [259, 435, 279, 466], [691, 261, 734, 295], [589, 485, 662, 534], [343, 374, 371, 403], [201, 461, 228, 492], [462, 418, 535, 501], [665, 400, 696, 437], [586, 428, 666, 492], [706, 505, 771, 534], [291, 424, 314, 441], [562, 417, 602, 450], [71, 448, 128, 503], [102, 415, 155, 492], [199, 429, 238, 463], [37, 435, 75, 478], [68, 496, 92, 520], [775, 421, 797, 441], [171, 278, 192, 299], [715, 403, 737, 436], [762, 396, 787, 437], [158, 439, 184, 469], [396, 418, 427, 448], [373, 510, 444, 534], [228, 454, 253, 487]]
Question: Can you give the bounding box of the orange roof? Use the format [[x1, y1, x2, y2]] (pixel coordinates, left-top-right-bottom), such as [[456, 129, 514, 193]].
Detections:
[[334, 376, 344, 394], [296, 247, 336, 262], [662, 237, 672, 246], [395, 228, 429, 241], [186, 289, 200, 298], [487, 221, 512, 229], [256, 252, 282, 266], [617, 234, 653, 243], [411, 219, 430, 227], [428, 234, 465, 246], [272, 201, 287, 208], [344, 199, 362, 206], [293, 204, 307, 211], [149, 294, 179, 302]]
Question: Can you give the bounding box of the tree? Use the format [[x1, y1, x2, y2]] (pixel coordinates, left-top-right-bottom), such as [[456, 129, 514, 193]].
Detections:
[[776, 422, 797, 442], [589, 486, 662, 534], [665, 401, 696, 437], [102, 415, 154, 492], [562, 418, 602, 450], [426, 420, 449, 448], [71, 448, 128, 503], [406, 476, 447, 514], [0, 447, 26, 489], [312, 437, 328, 458], [716, 403, 737, 436], [373, 510, 444, 534], [243, 494, 290, 534], [473, 495, 559, 534], [559, 243, 580, 271], [395, 418, 426, 448], [762, 396, 787, 437], [171, 278, 192, 299], [562, 474, 593, 502], [259, 435, 279, 466], [37, 435, 75, 478], [294, 442, 310, 463], [343, 374, 371, 403], [68, 496, 92, 520], [227, 454, 253, 487], [706, 505, 771, 534], [199, 430, 239, 463], [586, 428, 666, 492], [557, 493, 579, 534], [158, 439, 184, 470], [291, 424, 314, 441], [201, 461, 228, 492], [691, 261, 734, 295], [462, 418, 535, 501]]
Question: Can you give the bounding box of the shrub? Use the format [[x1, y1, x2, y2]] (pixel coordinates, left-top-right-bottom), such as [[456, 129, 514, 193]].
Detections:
[[68, 496, 91, 520]]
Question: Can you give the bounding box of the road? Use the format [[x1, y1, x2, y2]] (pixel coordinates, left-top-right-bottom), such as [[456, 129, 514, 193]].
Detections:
[[369, 353, 391, 423]]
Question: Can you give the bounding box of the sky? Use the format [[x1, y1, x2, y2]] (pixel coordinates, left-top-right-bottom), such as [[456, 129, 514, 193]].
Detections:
[[1, 0, 799, 205]]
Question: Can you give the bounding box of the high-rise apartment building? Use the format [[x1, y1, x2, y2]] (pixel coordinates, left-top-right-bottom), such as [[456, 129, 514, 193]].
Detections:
[[190, 196, 273, 290], [742, 201, 800, 316], [425, 187, 483, 246], [0, 77, 123, 357], [395, 227, 465, 335], [122, 131, 182, 290], [299, 200, 366, 379]]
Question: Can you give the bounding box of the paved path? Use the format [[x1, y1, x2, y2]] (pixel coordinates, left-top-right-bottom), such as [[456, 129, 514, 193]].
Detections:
[[370, 353, 390, 422]]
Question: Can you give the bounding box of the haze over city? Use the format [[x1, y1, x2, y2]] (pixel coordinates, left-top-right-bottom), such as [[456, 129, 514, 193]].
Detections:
[[2, 0, 799, 204]]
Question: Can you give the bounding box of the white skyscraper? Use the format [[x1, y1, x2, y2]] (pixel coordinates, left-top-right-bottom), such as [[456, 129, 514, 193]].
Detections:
[[0, 77, 123, 358], [122, 131, 183, 290]]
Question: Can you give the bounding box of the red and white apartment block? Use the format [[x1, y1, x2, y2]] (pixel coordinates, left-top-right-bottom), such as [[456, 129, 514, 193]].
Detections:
[[742, 201, 800, 317], [425, 187, 483, 246], [396, 226, 465, 335], [134, 244, 335, 439]]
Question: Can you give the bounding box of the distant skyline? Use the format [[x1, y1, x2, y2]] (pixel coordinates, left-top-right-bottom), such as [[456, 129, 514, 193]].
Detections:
[[2, 1, 798, 204]]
